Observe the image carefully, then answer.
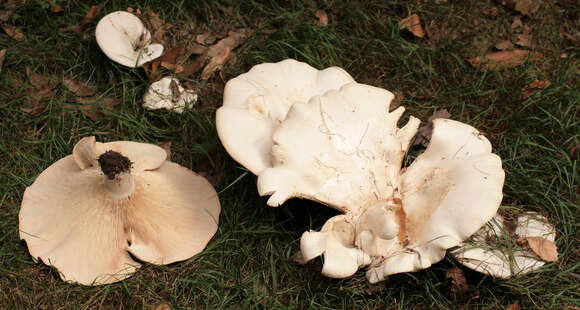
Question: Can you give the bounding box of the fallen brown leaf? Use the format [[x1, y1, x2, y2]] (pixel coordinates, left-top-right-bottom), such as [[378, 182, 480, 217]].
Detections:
[[511, 16, 523, 30], [495, 40, 515, 50], [515, 26, 533, 47], [562, 32, 580, 44], [143, 45, 186, 81], [196, 32, 211, 44], [2, 24, 24, 41], [207, 29, 252, 58], [151, 301, 171, 310], [413, 109, 451, 147], [22, 67, 59, 114], [521, 80, 551, 99], [0, 49, 5, 71], [143, 9, 164, 43], [72, 96, 120, 121], [446, 267, 468, 297], [514, 0, 541, 16], [482, 6, 499, 16], [467, 50, 538, 71], [159, 141, 171, 160], [63, 78, 96, 97], [201, 47, 232, 80], [73, 4, 104, 35], [526, 236, 558, 262], [400, 14, 425, 38], [506, 301, 521, 310], [50, 5, 64, 14], [315, 10, 329, 26]]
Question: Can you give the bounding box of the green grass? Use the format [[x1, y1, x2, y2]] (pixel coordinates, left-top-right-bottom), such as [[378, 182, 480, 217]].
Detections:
[[1, 0, 578, 309]]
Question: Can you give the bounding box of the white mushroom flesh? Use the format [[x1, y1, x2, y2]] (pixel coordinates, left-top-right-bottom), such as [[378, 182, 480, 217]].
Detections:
[[142, 77, 198, 113]]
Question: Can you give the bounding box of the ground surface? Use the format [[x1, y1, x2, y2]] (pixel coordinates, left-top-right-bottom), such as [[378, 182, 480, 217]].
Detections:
[[0, 0, 578, 309]]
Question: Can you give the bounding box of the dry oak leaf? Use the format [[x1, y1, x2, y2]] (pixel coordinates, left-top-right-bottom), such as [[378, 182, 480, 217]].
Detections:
[[201, 47, 232, 80], [315, 10, 329, 26], [514, 0, 541, 16], [526, 236, 558, 262], [400, 14, 425, 38], [143, 45, 186, 81], [2, 24, 24, 41], [143, 8, 164, 43], [467, 50, 538, 71], [63, 78, 96, 97], [506, 302, 521, 310], [72, 96, 120, 121], [446, 267, 468, 297], [73, 4, 104, 35], [521, 80, 551, 99], [0, 49, 5, 71], [495, 40, 515, 50]]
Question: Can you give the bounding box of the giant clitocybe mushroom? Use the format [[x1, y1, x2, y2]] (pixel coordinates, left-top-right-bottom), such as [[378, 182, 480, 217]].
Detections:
[[255, 83, 505, 283], [19, 137, 220, 285], [95, 11, 164, 68], [216, 59, 355, 175]]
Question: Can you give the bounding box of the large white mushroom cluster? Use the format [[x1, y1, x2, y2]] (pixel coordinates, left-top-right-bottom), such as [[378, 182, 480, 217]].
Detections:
[[216, 59, 554, 283]]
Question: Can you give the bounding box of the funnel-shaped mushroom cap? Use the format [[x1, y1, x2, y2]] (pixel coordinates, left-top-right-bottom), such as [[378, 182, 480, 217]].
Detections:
[[95, 11, 164, 67], [256, 84, 504, 282], [450, 212, 556, 278], [216, 59, 355, 175], [366, 119, 504, 283], [301, 215, 371, 278], [19, 137, 220, 285], [257, 82, 420, 214]]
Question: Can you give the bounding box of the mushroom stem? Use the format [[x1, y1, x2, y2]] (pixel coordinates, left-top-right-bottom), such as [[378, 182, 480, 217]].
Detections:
[[104, 171, 135, 199], [98, 150, 135, 199]]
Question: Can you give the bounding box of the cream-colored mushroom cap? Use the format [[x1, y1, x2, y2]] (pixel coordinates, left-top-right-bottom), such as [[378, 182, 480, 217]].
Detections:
[[450, 212, 556, 278], [19, 137, 220, 285], [95, 11, 164, 67], [216, 59, 355, 175], [257, 83, 504, 282]]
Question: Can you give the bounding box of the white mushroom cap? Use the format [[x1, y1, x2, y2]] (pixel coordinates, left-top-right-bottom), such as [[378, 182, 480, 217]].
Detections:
[[301, 215, 371, 278], [19, 137, 220, 285], [366, 119, 505, 283], [257, 82, 420, 214], [450, 212, 556, 278], [216, 59, 355, 175], [142, 77, 198, 113], [95, 11, 164, 67], [254, 82, 504, 282]]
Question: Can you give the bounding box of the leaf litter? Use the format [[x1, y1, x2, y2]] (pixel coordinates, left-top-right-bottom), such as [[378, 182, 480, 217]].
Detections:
[[400, 14, 425, 38], [467, 50, 540, 71], [413, 109, 451, 147], [521, 80, 551, 99]]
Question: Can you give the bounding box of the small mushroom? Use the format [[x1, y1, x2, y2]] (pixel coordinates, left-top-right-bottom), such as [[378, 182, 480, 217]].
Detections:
[[19, 137, 220, 285], [95, 11, 164, 67], [142, 77, 198, 113], [256, 83, 505, 283], [450, 212, 557, 278], [216, 59, 355, 175]]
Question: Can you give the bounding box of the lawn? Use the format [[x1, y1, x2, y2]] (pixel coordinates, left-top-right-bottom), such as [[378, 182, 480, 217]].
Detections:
[[0, 0, 578, 309]]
